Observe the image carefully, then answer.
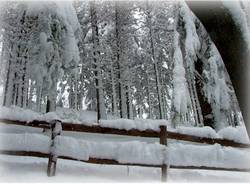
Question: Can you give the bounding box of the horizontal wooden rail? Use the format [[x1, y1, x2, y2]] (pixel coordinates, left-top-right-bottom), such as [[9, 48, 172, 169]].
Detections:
[[0, 119, 50, 129], [0, 119, 159, 137], [0, 150, 162, 168], [0, 119, 250, 148], [61, 122, 159, 137], [170, 165, 250, 172], [167, 131, 250, 148], [1, 150, 249, 173]]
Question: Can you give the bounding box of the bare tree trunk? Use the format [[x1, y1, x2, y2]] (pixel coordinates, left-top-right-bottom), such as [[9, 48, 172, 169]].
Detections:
[[74, 73, 78, 110], [115, 2, 127, 119], [28, 80, 34, 109], [110, 60, 118, 116], [90, 0, 107, 120], [3, 57, 13, 106]]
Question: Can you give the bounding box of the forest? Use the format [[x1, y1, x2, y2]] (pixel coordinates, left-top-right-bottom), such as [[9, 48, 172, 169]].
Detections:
[[1, 0, 250, 182], [0, 0, 248, 131]]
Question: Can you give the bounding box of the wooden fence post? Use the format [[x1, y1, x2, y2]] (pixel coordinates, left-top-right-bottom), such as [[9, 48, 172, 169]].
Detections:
[[47, 120, 62, 177], [160, 125, 167, 182]]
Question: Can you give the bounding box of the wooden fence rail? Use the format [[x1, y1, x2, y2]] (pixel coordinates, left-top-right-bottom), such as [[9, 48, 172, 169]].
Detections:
[[0, 118, 250, 182], [0, 119, 168, 181], [0, 119, 250, 148], [1, 150, 250, 172]]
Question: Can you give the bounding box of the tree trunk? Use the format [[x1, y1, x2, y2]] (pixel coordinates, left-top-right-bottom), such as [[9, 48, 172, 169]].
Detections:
[[110, 60, 118, 117], [90, 0, 107, 120], [115, 2, 127, 119]]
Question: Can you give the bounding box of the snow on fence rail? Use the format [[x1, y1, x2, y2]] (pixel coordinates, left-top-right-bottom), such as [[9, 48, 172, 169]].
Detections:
[[0, 119, 250, 182], [0, 120, 168, 181], [0, 118, 249, 148]]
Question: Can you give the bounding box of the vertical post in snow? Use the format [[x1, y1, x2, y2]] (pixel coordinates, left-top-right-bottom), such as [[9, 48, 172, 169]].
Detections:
[[160, 125, 167, 182], [47, 120, 62, 177]]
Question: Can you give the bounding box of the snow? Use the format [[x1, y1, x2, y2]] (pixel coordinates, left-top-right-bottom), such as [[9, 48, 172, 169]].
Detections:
[[0, 155, 160, 182], [218, 126, 250, 144], [0, 132, 167, 165], [175, 125, 250, 144], [44, 107, 97, 125], [176, 126, 219, 138], [99, 119, 169, 131], [0, 106, 43, 123], [169, 143, 250, 169], [1, 132, 250, 170], [0, 133, 50, 153], [0, 106, 169, 131], [53, 120, 62, 135], [202, 42, 232, 129], [0, 106, 96, 124], [55, 136, 167, 165], [0, 123, 250, 182], [179, 2, 235, 130], [1, 155, 249, 182], [25, 1, 80, 33], [0, 106, 249, 143], [172, 31, 190, 116], [24, 0, 80, 101], [180, 2, 200, 61]]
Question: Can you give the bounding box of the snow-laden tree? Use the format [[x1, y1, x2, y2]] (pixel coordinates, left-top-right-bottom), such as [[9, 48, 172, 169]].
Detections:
[[132, 1, 174, 120], [171, 8, 191, 127], [0, 2, 34, 108], [1, 0, 247, 132], [1, 1, 80, 112], [26, 1, 80, 112], [172, 1, 243, 130]]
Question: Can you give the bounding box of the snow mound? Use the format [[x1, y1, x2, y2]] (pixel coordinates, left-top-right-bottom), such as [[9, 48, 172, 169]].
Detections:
[[99, 119, 169, 131], [44, 107, 97, 125], [0, 106, 41, 123], [0, 106, 168, 131], [0, 133, 167, 165], [175, 126, 249, 144], [176, 126, 219, 138], [169, 143, 250, 169], [0, 106, 97, 125], [218, 126, 250, 144], [1, 133, 250, 169], [0, 133, 50, 153], [55, 136, 167, 165]]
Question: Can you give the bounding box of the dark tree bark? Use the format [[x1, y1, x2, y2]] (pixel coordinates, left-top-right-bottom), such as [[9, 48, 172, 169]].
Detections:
[[187, 1, 250, 134], [90, 0, 100, 121], [195, 58, 214, 128]]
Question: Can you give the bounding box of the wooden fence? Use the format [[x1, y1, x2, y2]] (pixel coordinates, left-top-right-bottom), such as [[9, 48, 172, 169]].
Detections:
[[0, 118, 250, 182]]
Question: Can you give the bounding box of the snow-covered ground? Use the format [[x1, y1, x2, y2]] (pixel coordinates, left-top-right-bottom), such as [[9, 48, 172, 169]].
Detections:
[[0, 155, 250, 182], [1, 129, 250, 169], [0, 106, 250, 182], [0, 123, 250, 182]]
